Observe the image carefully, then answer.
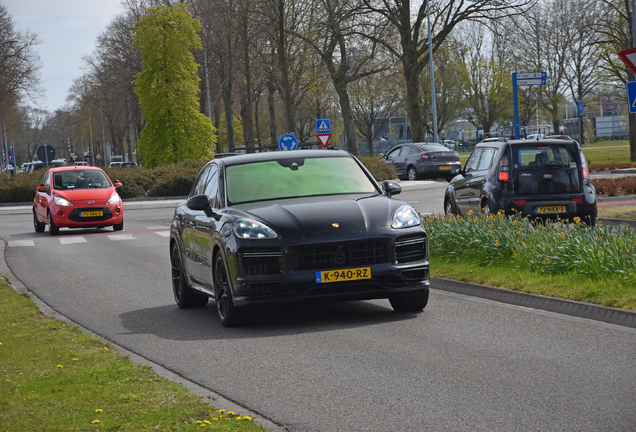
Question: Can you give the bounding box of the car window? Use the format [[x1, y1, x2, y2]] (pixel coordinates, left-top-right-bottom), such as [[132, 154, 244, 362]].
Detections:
[[203, 165, 219, 207], [401, 146, 415, 155], [514, 145, 577, 168], [226, 156, 377, 205], [55, 170, 110, 189], [386, 147, 402, 158], [417, 144, 450, 152], [463, 148, 483, 173], [190, 165, 211, 197], [476, 148, 497, 171]]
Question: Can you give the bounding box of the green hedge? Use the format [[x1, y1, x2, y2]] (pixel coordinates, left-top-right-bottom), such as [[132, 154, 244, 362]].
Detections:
[[0, 156, 396, 204]]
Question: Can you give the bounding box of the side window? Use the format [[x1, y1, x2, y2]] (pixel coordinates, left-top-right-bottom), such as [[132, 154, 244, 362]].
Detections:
[[204, 165, 219, 208], [401, 146, 414, 156], [190, 165, 211, 198], [386, 147, 402, 159], [464, 149, 483, 173], [476, 148, 497, 171]]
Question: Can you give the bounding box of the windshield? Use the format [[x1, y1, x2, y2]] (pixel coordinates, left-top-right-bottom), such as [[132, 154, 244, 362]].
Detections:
[[226, 156, 378, 205], [53, 170, 111, 190]]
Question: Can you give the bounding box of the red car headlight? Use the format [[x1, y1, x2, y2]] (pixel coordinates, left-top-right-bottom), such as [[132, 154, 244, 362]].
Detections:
[[106, 193, 121, 205]]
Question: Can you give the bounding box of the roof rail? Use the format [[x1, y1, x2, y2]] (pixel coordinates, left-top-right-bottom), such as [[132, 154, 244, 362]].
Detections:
[[481, 137, 508, 143]]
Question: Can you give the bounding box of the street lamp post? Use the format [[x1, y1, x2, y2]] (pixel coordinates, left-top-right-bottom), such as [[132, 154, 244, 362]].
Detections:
[[612, 112, 617, 140], [427, 0, 438, 143]]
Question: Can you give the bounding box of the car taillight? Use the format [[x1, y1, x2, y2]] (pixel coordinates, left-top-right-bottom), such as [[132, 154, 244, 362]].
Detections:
[[498, 154, 509, 181], [513, 199, 526, 206], [422, 154, 434, 159], [580, 153, 588, 179], [573, 197, 584, 204]]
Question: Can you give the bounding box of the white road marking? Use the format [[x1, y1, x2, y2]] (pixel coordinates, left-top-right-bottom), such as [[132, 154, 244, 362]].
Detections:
[[8, 240, 35, 247], [59, 237, 87, 245], [108, 233, 137, 241], [155, 231, 170, 237], [147, 226, 169, 230]]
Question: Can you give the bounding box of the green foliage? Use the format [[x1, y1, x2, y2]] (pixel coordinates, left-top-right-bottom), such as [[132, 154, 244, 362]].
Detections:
[[0, 172, 44, 203], [356, 156, 397, 181], [424, 211, 636, 309], [133, 4, 215, 168]]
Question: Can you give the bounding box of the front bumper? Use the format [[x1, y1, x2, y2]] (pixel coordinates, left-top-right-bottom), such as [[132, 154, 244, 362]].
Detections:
[[50, 203, 124, 228]]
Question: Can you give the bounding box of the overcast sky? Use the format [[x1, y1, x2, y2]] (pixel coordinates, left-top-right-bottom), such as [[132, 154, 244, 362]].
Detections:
[[6, 0, 125, 112]]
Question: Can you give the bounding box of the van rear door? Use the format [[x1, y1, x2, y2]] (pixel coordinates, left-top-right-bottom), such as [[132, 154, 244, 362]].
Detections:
[[511, 143, 581, 195]]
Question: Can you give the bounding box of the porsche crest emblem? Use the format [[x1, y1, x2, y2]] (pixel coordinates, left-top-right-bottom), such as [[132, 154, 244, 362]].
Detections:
[[332, 223, 339, 228]]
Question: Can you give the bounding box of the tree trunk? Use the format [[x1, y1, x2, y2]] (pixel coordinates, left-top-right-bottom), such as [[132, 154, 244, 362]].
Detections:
[[277, 0, 296, 136], [334, 81, 359, 155], [267, 79, 278, 149], [241, 13, 255, 153], [214, 103, 222, 154], [404, 69, 425, 143]]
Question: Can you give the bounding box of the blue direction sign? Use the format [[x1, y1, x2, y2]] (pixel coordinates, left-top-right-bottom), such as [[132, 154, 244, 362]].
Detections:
[[515, 71, 547, 86], [316, 119, 331, 134], [278, 133, 299, 151], [577, 100, 584, 116], [626, 81, 636, 114]]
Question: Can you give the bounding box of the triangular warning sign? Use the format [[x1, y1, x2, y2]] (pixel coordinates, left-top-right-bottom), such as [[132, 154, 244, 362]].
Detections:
[[317, 133, 331, 148], [620, 48, 636, 74]]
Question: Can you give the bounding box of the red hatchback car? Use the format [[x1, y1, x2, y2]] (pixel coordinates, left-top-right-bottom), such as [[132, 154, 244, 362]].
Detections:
[[33, 166, 124, 235]]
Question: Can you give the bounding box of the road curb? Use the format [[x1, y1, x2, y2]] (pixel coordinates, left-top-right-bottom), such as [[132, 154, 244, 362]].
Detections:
[[432, 276, 636, 329]]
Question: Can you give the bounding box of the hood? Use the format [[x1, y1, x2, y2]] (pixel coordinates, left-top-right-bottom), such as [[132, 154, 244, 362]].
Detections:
[[234, 195, 407, 236], [54, 187, 117, 206]]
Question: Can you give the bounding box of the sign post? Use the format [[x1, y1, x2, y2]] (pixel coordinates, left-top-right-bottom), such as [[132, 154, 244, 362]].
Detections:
[[316, 119, 332, 148], [513, 72, 546, 139]]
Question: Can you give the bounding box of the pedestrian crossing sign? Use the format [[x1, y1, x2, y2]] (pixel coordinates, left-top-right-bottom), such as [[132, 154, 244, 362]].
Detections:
[[316, 119, 331, 134], [626, 81, 636, 114]]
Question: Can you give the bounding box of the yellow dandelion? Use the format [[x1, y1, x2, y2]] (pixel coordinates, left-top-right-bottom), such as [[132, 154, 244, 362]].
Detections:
[[219, 409, 226, 414], [467, 210, 474, 217], [32, 358, 37, 361], [560, 232, 565, 238], [497, 227, 502, 230], [0, 342, 2, 345], [200, 424, 206, 427], [495, 239, 500, 244], [212, 418, 219, 421], [95, 409, 103, 413], [4, 379, 10, 382], [196, 421, 203, 424], [92, 420, 100, 424], [228, 411, 235, 416], [57, 365, 63, 368], [243, 416, 252, 421], [204, 420, 211, 424], [512, 220, 518, 225], [237, 417, 243, 420], [73, 358, 79, 361], [104, 347, 109, 351]]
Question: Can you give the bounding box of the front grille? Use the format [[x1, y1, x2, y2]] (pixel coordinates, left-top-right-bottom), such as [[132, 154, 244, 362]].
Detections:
[[241, 282, 279, 294], [241, 250, 282, 275], [293, 241, 389, 271], [68, 207, 112, 222], [395, 234, 427, 263]]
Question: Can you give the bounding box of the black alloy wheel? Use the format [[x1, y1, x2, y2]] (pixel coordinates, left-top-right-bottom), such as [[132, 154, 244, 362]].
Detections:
[[389, 290, 429, 312], [33, 211, 45, 233], [214, 254, 242, 327], [48, 212, 59, 236], [171, 242, 208, 308]]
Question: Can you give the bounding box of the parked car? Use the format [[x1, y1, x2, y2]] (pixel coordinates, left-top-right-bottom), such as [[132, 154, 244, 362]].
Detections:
[[109, 161, 138, 168], [443, 140, 457, 150], [27, 159, 66, 174], [443, 136, 597, 225], [382, 143, 461, 181], [33, 166, 124, 235], [73, 161, 89, 166], [169, 150, 430, 326]]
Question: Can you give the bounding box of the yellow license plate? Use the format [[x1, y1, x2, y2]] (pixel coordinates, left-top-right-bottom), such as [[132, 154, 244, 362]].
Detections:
[[439, 165, 452, 170], [536, 206, 566, 214], [80, 211, 103, 217], [315, 267, 371, 284]]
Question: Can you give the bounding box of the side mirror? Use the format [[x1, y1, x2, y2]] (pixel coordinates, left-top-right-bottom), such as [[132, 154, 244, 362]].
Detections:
[[113, 181, 123, 188], [187, 194, 220, 220], [382, 180, 402, 197], [37, 184, 46, 192]]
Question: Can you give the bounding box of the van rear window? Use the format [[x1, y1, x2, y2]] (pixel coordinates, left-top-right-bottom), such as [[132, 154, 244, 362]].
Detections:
[[513, 145, 578, 168]]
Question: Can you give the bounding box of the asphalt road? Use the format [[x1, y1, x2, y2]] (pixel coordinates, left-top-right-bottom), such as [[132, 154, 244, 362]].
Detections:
[[1, 190, 636, 431]]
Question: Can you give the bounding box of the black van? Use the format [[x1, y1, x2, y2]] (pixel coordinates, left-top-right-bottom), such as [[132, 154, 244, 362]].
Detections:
[[443, 136, 597, 225]]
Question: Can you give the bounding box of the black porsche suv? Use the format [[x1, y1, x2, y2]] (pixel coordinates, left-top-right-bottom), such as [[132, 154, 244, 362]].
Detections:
[[443, 136, 597, 225]]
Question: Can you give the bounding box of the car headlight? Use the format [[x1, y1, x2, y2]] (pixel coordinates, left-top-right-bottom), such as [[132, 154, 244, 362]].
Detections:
[[233, 219, 278, 239], [53, 196, 73, 207], [391, 205, 421, 229], [106, 193, 121, 205]]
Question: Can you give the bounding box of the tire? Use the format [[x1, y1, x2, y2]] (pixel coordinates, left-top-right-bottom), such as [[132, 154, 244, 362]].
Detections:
[[389, 290, 429, 312], [214, 254, 243, 327], [113, 220, 124, 231], [33, 211, 45, 233], [171, 242, 208, 308], [444, 198, 456, 217], [407, 166, 418, 181], [48, 213, 59, 236]]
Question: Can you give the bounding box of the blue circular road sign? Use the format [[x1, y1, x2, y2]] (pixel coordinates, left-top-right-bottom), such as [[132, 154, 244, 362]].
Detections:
[[36, 144, 56, 163], [278, 133, 299, 151]]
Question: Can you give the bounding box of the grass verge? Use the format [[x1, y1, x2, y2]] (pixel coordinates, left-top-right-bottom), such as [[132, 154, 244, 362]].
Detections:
[[0, 282, 268, 432], [598, 205, 636, 220], [423, 212, 636, 310]]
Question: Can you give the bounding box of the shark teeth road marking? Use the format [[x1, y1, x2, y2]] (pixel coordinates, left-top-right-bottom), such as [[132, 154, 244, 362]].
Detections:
[[59, 237, 87, 245], [155, 231, 170, 237], [8, 240, 35, 247], [107, 234, 137, 241]]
